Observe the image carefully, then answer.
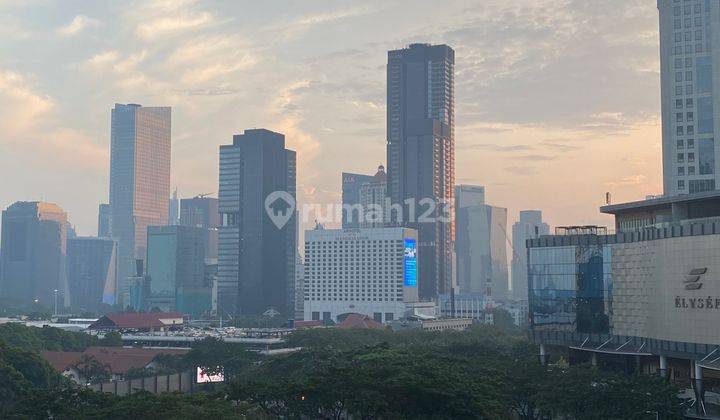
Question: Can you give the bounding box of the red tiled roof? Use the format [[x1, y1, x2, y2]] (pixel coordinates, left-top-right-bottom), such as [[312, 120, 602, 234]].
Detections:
[[41, 346, 188, 375], [89, 312, 184, 330], [41, 350, 83, 372], [336, 313, 385, 330], [294, 320, 324, 329]]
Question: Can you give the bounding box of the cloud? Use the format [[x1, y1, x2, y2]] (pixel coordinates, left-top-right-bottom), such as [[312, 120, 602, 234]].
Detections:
[[136, 12, 214, 39], [57, 15, 99, 36], [0, 70, 54, 137], [604, 174, 648, 188]]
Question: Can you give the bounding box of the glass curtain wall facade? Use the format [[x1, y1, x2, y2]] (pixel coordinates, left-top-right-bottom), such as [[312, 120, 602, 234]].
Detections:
[[67, 237, 117, 312], [0, 202, 68, 308], [529, 239, 613, 334], [218, 129, 297, 317], [109, 103, 171, 307]]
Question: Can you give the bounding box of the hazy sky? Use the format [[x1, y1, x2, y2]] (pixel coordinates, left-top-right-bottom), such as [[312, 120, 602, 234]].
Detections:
[[0, 0, 662, 236]]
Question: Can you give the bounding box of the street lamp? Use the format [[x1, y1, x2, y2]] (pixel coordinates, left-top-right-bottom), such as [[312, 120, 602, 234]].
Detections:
[[53, 289, 59, 316]]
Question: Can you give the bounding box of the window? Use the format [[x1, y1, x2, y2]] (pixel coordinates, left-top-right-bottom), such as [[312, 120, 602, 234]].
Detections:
[[678, 166, 685, 176], [687, 112, 694, 122], [695, 17, 702, 27], [699, 138, 715, 175], [678, 180, 685, 190], [688, 152, 695, 162], [698, 96, 713, 134], [674, 5, 681, 15], [689, 166, 696, 175], [686, 71, 693, 81], [696, 43, 702, 53], [685, 18, 692, 28], [687, 84, 694, 94], [696, 56, 712, 93], [675, 32, 682, 43], [685, 31, 692, 41], [677, 139, 685, 149], [688, 126, 695, 135], [675, 45, 683, 54], [676, 72, 683, 82], [687, 98, 694, 108], [675, 58, 683, 68], [688, 138, 695, 149], [678, 153, 685, 163], [678, 126, 684, 135], [676, 99, 683, 109], [695, 4, 701, 14], [686, 57, 693, 67], [695, 30, 702, 40], [677, 112, 684, 122], [676, 85, 683, 95], [684, 5, 691, 15], [675, 19, 682, 29]]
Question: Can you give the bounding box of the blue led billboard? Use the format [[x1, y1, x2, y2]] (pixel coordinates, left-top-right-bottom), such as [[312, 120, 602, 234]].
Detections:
[[403, 238, 417, 287]]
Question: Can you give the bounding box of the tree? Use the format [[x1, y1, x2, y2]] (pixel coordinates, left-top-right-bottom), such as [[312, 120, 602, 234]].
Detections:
[[73, 355, 112, 384], [98, 331, 123, 347]]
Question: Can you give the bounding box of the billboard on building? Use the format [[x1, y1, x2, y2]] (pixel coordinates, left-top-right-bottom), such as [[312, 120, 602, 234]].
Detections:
[[196, 367, 224, 383], [404, 238, 417, 287]]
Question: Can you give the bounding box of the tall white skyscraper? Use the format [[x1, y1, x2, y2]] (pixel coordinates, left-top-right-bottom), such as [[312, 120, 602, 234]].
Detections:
[[511, 210, 549, 301], [108, 103, 171, 306], [659, 0, 719, 195]]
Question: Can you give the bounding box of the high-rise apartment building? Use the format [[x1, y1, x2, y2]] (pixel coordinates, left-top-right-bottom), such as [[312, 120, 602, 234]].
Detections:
[[108, 103, 171, 306], [67, 237, 117, 312], [0, 202, 68, 308], [511, 210, 549, 301], [454, 186, 509, 300], [359, 165, 388, 228], [218, 129, 297, 317], [659, 0, 719, 195], [98, 203, 111, 238], [386, 43, 455, 300], [341, 172, 375, 228], [303, 227, 419, 323]]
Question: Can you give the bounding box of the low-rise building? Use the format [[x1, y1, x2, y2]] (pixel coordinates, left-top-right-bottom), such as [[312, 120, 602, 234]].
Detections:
[[42, 346, 188, 383], [528, 191, 720, 410], [87, 312, 184, 332]]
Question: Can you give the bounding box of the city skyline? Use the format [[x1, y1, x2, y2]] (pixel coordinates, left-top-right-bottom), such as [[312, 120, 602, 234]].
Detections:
[[0, 0, 663, 237]]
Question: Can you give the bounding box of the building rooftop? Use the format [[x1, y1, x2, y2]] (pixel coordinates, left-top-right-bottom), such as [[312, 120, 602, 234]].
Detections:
[[600, 190, 720, 215], [88, 312, 184, 330], [42, 346, 188, 375], [336, 313, 385, 330]]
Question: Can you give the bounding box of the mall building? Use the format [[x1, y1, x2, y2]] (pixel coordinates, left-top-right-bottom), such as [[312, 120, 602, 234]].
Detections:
[[528, 191, 720, 412]]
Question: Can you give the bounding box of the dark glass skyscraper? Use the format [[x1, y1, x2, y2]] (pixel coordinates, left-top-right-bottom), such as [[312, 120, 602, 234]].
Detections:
[[108, 103, 171, 307], [67, 237, 117, 312], [0, 202, 68, 308], [218, 129, 297, 317], [386, 43, 455, 300]]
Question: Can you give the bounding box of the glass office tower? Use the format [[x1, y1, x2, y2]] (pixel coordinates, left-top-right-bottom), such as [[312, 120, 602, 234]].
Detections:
[[108, 103, 171, 306]]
